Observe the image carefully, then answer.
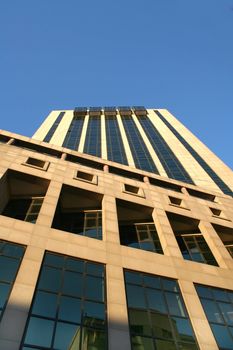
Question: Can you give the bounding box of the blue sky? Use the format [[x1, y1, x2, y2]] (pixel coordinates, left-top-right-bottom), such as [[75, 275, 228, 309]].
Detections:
[[1, 0, 233, 168]]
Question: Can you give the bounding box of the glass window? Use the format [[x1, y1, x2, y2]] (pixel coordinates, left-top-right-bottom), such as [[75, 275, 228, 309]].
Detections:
[[120, 222, 163, 255], [196, 284, 233, 348], [177, 235, 218, 266], [44, 112, 65, 143], [24, 317, 54, 348], [125, 270, 199, 349], [83, 116, 101, 157], [0, 240, 25, 321], [21, 252, 107, 350], [155, 110, 233, 196], [105, 115, 128, 165], [137, 115, 194, 184], [121, 115, 159, 174], [2, 197, 44, 224], [62, 115, 84, 150]]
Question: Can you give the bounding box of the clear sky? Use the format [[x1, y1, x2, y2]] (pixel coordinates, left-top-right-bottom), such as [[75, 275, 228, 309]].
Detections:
[[1, 0, 233, 168]]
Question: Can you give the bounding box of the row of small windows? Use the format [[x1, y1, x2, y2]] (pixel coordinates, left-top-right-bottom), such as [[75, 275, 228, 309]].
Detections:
[[0, 244, 233, 349], [2, 135, 228, 202]]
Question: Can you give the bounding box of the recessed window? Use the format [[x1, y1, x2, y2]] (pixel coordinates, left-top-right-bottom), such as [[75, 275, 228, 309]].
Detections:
[[169, 196, 183, 207], [52, 185, 103, 240], [209, 207, 227, 220], [187, 188, 215, 202], [117, 199, 163, 254], [212, 224, 233, 258], [0, 170, 49, 224], [21, 252, 107, 349], [196, 284, 233, 349], [74, 171, 97, 185], [3, 197, 44, 223], [125, 270, 199, 349], [24, 157, 49, 171], [123, 184, 144, 197], [167, 212, 218, 266]]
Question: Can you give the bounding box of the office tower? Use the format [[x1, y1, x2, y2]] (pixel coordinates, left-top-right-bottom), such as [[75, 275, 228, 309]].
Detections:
[[0, 107, 232, 350]]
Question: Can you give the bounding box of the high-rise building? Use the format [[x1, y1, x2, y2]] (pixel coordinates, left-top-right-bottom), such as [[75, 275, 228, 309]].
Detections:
[[0, 107, 233, 350]]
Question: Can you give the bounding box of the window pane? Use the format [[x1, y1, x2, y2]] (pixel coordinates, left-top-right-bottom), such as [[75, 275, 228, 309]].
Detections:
[[125, 271, 143, 285], [165, 292, 186, 317], [38, 266, 62, 292], [1, 243, 24, 258], [32, 291, 57, 318], [211, 324, 233, 349], [171, 317, 196, 343], [147, 289, 167, 313], [201, 299, 223, 323], [218, 302, 233, 325], [86, 262, 104, 277], [81, 328, 107, 350], [0, 256, 19, 282], [212, 289, 229, 302], [58, 296, 81, 323], [0, 283, 10, 308], [53, 322, 79, 350], [24, 317, 54, 347], [195, 285, 212, 299], [66, 258, 84, 273], [131, 335, 154, 350], [83, 301, 105, 328], [143, 275, 161, 289], [85, 276, 104, 302], [63, 271, 83, 297], [162, 279, 178, 292], [44, 254, 64, 268], [151, 313, 173, 340], [127, 285, 146, 309], [154, 338, 176, 350], [129, 309, 152, 336]]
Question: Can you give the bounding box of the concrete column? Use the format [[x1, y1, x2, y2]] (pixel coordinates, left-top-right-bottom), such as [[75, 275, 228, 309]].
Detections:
[[199, 221, 233, 269], [152, 207, 183, 258], [102, 195, 131, 350], [35, 180, 62, 228], [61, 152, 67, 160], [6, 138, 14, 145]]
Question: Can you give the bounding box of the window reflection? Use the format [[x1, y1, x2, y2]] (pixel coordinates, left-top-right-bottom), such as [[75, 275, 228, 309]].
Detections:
[[21, 252, 107, 350], [196, 284, 233, 348], [125, 270, 199, 349], [0, 240, 25, 321]]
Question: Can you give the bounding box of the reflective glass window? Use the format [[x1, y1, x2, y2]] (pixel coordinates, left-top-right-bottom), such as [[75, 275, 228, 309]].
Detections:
[[21, 252, 107, 350], [44, 112, 65, 143], [125, 270, 199, 349], [155, 110, 233, 196], [137, 115, 194, 184], [62, 115, 85, 150], [84, 116, 101, 157], [121, 115, 159, 174], [105, 115, 128, 165], [196, 284, 233, 348], [0, 240, 25, 321]]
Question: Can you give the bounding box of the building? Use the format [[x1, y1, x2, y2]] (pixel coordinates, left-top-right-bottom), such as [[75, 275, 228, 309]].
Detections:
[[0, 107, 232, 350]]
